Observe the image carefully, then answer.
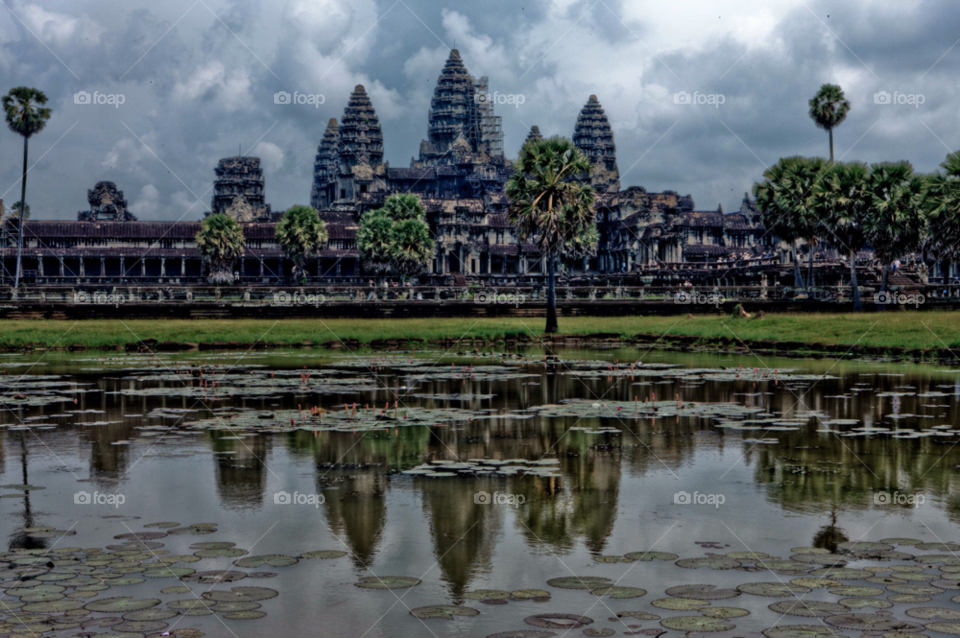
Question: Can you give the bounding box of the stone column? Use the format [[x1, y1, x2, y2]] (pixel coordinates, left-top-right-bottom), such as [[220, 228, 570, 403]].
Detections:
[[140, 259, 146, 277], [38, 258, 45, 277], [181, 258, 186, 279], [259, 257, 264, 278], [119, 257, 125, 280], [160, 258, 166, 277], [58, 257, 64, 278], [100, 257, 105, 277], [79, 258, 85, 278]]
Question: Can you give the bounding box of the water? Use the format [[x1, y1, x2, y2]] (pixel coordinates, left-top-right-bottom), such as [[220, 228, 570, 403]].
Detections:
[[3, 347, 960, 637]]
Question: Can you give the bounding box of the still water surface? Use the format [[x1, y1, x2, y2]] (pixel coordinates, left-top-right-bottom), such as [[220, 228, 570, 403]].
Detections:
[[3, 347, 960, 638]]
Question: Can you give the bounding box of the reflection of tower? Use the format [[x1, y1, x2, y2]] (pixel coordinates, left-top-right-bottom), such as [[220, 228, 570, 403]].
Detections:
[[322, 471, 387, 568], [515, 443, 620, 554], [213, 436, 270, 509], [419, 478, 500, 599]]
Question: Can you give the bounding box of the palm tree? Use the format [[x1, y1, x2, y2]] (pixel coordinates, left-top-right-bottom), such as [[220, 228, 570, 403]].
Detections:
[[390, 217, 434, 281], [195, 213, 245, 284], [923, 152, 960, 284], [809, 84, 851, 163], [866, 161, 928, 308], [811, 161, 871, 310], [275, 205, 328, 282], [3, 87, 51, 289], [356, 210, 394, 280], [753, 157, 824, 290], [9, 201, 29, 221], [506, 136, 596, 333]]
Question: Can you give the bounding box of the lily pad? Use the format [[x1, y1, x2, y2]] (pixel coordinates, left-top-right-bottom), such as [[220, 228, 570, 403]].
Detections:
[[85, 597, 161, 613], [768, 600, 846, 617], [410, 605, 480, 619], [738, 582, 811, 597], [660, 616, 735, 632], [354, 576, 421, 589], [651, 598, 709, 610], [233, 555, 298, 568], [546, 576, 612, 590], [465, 589, 511, 600], [300, 550, 347, 560], [524, 614, 593, 629], [666, 584, 740, 600], [591, 586, 646, 599], [676, 557, 741, 570]]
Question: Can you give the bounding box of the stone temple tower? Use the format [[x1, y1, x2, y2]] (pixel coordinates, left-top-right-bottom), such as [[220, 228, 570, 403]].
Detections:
[[336, 85, 384, 202], [310, 118, 340, 210], [211, 157, 270, 221], [524, 125, 543, 147], [573, 95, 620, 193], [419, 49, 503, 165]]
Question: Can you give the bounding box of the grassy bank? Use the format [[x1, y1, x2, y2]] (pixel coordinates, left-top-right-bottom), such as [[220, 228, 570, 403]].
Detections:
[[0, 312, 958, 351]]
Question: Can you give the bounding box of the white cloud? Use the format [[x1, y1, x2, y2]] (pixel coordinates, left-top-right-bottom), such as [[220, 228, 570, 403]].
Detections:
[[129, 184, 161, 217]]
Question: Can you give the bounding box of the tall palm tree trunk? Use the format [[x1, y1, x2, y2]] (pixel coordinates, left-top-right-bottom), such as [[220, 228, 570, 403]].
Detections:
[[807, 245, 814, 291], [828, 128, 834, 164], [878, 263, 890, 311], [849, 249, 861, 311], [14, 136, 28, 290], [792, 242, 805, 290], [545, 254, 558, 334]]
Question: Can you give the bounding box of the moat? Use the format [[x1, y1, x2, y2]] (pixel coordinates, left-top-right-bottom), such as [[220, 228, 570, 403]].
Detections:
[[3, 347, 960, 638]]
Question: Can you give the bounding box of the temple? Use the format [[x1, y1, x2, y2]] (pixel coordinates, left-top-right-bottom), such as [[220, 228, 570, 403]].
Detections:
[[2, 49, 778, 286]]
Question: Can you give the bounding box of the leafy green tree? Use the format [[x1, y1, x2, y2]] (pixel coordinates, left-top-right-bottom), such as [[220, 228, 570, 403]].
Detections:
[[866, 161, 928, 306], [3, 87, 51, 289], [507, 136, 596, 333], [809, 84, 851, 163], [811, 162, 871, 310], [195, 213, 246, 284], [275, 205, 328, 282], [356, 194, 434, 282], [753, 157, 824, 290]]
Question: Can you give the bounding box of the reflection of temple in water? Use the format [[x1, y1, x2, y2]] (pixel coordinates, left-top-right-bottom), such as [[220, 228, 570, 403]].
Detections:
[[321, 472, 387, 569], [212, 435, 271, 509]]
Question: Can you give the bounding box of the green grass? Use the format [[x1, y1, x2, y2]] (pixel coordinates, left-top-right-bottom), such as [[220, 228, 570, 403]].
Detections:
[[1, 312, 959, 351]]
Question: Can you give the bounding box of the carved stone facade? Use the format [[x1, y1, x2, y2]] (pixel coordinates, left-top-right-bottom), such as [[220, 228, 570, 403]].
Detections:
[[78, 182, 136, 222]]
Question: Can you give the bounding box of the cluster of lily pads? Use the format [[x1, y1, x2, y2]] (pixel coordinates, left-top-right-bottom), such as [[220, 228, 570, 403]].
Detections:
[[401, 458, 561, 478], [368, 538, 960, 638], [0, 522, 349, 638]]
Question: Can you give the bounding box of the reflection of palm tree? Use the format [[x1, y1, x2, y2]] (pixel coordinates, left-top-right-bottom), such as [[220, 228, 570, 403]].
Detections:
[[812, 509, 848, 554], [10, 432, 47, 550]]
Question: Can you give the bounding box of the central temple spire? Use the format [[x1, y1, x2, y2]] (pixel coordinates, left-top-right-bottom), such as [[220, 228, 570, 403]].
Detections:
[[417, 49, 503, 165]]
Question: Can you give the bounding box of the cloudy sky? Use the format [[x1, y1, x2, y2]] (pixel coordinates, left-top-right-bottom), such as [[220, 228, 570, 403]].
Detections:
[[0, 0, 955, 220]]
